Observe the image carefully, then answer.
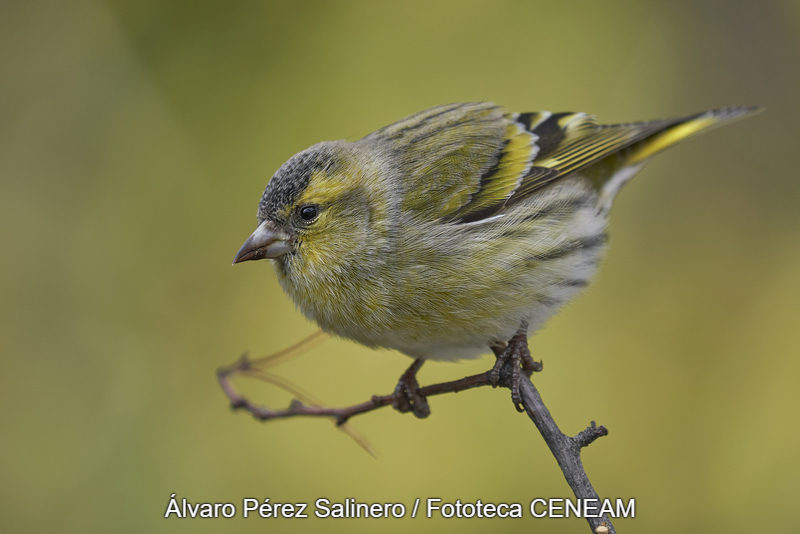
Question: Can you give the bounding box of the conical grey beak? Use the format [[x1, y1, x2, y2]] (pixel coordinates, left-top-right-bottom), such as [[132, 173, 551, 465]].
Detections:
[[232, 221, 293, 265]]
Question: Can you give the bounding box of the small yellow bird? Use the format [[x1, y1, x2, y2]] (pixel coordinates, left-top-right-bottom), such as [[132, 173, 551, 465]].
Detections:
[[234, 102, 760, 416]]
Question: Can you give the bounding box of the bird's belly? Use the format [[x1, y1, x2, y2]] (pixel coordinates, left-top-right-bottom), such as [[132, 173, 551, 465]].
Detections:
[[301, 238, 606, 362]]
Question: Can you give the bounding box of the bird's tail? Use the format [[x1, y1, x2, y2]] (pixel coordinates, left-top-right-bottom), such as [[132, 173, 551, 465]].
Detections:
[[596, 106, 763, 211], [624, 106, 763, 165]]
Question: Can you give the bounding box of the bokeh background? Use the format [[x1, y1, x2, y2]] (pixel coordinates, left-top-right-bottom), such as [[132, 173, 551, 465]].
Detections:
[[2, 1, 799, 532]]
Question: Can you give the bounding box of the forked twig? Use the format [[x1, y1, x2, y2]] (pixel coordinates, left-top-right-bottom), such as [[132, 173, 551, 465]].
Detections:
[[217, 332, 377, 456]]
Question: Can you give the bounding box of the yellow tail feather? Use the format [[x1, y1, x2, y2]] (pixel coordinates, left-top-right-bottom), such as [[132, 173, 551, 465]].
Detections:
[[626, 106, 763, 165]]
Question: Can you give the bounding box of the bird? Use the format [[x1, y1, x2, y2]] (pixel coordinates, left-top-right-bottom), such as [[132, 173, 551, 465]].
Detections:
[[233, 102, 761, 416]]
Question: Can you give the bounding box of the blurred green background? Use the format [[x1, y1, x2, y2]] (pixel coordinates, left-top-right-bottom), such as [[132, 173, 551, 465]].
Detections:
[[2, 1, 799, 532]]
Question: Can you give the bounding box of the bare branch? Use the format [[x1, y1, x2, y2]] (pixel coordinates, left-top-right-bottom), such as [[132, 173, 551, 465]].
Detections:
[[217, 356, 496, 425], [508, 366, 616, 534], [218, 350, 616, 533]]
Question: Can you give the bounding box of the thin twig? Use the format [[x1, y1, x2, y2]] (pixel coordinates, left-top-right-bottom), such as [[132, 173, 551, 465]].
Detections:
[[218, 356, 495, 425], [218, 350, 378, 455], [506, 366, 616, 534]]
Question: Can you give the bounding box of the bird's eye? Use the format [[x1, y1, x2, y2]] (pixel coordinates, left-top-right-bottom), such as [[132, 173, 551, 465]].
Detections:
[[299, 205, 318, 221]]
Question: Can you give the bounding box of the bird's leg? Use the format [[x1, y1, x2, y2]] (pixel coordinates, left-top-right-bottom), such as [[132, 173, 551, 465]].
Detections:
[[391, 358, 430, 418], [489, 322, 540, 412]]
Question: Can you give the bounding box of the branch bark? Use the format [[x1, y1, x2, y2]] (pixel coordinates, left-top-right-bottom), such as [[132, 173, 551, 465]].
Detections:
[[513, 369, 615, 533], [218, 353, 616, 533]]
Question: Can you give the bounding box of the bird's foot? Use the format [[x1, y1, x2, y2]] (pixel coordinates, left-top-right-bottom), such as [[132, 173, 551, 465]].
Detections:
[[489, 326, 541, 412], [391, 358, 430, 418]]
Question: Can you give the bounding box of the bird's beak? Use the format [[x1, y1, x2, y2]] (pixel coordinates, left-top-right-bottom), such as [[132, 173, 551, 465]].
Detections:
[[232, 220, 293, 265]]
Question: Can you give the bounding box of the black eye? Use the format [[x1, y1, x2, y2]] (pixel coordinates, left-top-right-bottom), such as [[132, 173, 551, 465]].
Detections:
[[299, 205, 318, 221]]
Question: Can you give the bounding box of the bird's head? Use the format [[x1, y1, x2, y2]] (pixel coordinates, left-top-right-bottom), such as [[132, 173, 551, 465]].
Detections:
[[233, 141, 390, 277]]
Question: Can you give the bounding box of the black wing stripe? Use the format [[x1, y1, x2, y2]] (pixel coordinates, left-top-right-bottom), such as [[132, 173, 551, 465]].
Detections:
[[471, 139, 510, 194], [531, 112, 573, 159], [549, 131, 635, 173], [543, 128, 629, 162], [515, 112, 534, 130]]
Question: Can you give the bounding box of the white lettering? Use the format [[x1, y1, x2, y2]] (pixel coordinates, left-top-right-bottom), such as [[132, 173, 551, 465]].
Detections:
[[164, 494, 182, 518]]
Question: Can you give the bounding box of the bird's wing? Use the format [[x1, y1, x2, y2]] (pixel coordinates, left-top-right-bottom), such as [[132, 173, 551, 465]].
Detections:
[[362, 102, 537, 221], [364, 103, 760, 223], [462, 107, 761, 222], [506, 108, 761, 204]]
